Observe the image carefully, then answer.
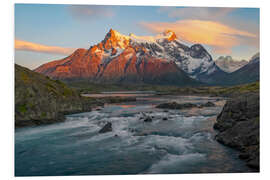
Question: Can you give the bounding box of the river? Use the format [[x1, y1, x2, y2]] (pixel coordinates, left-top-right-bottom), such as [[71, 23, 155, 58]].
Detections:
[[15, 93, 254, 176]]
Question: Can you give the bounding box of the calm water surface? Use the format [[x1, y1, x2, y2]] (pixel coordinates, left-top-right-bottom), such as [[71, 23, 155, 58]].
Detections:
[[15, 93, 254, 176]]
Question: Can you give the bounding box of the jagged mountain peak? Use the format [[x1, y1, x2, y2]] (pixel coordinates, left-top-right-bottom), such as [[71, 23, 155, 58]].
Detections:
[[35, 29, 226, 85], [160, 29, 177, 41], [102, 29, 178, 49]]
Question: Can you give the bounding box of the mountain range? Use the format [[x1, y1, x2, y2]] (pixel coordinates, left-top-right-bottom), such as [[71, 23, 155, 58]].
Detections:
[[220, 53, 260, 85], [215, 56, 248, 73], [34, 29, 259, 86]]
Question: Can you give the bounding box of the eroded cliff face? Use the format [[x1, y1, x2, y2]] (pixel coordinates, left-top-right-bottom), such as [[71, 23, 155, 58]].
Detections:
[[214, 93, 259, 170]]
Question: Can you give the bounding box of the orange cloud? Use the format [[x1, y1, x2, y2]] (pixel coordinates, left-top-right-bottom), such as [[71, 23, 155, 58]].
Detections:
[[140, 20, 258, 54], [15, 39, 76, 55]]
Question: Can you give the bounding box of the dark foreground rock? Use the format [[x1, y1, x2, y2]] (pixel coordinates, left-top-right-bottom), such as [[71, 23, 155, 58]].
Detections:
[[214, 93, 259, 170], [156, 101, 215, 110], [99, 122, 112, 133]]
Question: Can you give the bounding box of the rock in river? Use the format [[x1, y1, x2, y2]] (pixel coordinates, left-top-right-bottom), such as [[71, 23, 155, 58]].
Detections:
[[144, 116, 153, 122], [99, 122, 112, 133]]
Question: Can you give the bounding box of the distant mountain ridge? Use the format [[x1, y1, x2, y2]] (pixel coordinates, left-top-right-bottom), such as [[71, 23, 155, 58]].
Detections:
[[35, 29, 226, 85], [219, 53, 259, 85], [215, 56, 248, 73]]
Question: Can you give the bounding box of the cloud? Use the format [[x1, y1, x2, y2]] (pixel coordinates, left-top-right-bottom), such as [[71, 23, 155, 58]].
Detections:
[[15, 39, 76, 55], [158, 7, 234, 21], [68, 5, 115, 20], [140, 20, 258, 54]]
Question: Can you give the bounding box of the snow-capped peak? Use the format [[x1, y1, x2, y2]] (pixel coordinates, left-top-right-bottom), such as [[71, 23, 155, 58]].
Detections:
[[129, 29, 177, 43], [100, 29, 218, 81], [103, 29, 130, 49], [104, 29, 178, 47]]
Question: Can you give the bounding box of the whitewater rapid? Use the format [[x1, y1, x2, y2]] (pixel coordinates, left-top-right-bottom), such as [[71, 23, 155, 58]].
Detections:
[[15, 95, 253, 176]]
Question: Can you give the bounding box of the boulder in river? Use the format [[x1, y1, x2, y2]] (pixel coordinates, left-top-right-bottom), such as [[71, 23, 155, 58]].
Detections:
[[99, 122, 112, 133], [144, 116, 153, 122], [198, 101, 216, 108]]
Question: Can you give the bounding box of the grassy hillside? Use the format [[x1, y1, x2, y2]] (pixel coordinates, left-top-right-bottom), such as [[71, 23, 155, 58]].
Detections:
[[15, 64, 137, 127], [15, 64, 86, 127]]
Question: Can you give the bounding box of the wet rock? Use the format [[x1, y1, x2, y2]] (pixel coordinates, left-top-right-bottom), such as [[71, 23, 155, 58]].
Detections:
[[214, 93, 259, 170], [239, 153, 250, 160], [198, 101, 215, 108], [203, 101, 215, 107], [128, 128, 137, 133], [99, 122, 112, 133], [247, 157, 259, 169], [144, 116, 152, 122]]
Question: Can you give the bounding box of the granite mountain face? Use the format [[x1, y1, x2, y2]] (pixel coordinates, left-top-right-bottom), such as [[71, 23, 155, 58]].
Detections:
[[35, 29, 227, 85]]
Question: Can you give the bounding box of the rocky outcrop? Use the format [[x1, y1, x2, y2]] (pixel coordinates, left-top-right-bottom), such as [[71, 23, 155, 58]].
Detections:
[[15, 64, 87, 127], [156, 101, 215, 110], [143, 116, 153, 122], [15, 64, 136, 127], [214, 93, 259, 170], [99, 122, 112, 133]]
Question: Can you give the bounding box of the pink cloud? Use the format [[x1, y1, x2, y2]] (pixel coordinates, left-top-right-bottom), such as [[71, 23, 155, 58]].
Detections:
[[15, 39, 76, 55], [140, 20, 258, 54]]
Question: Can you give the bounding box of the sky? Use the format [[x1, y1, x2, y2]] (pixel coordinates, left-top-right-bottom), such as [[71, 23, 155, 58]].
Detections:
[[15, 4, 259, 70]]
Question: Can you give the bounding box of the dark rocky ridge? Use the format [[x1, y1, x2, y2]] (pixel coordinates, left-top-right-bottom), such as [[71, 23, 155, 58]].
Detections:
[[214, 93, 259, 170]]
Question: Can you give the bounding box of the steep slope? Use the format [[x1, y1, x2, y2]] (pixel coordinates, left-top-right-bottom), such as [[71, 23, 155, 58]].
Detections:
[[220, 53, 259, 85], [35, 29, 225, 85], [215, 56, 248, 73], [15, 64, 91, 127]]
